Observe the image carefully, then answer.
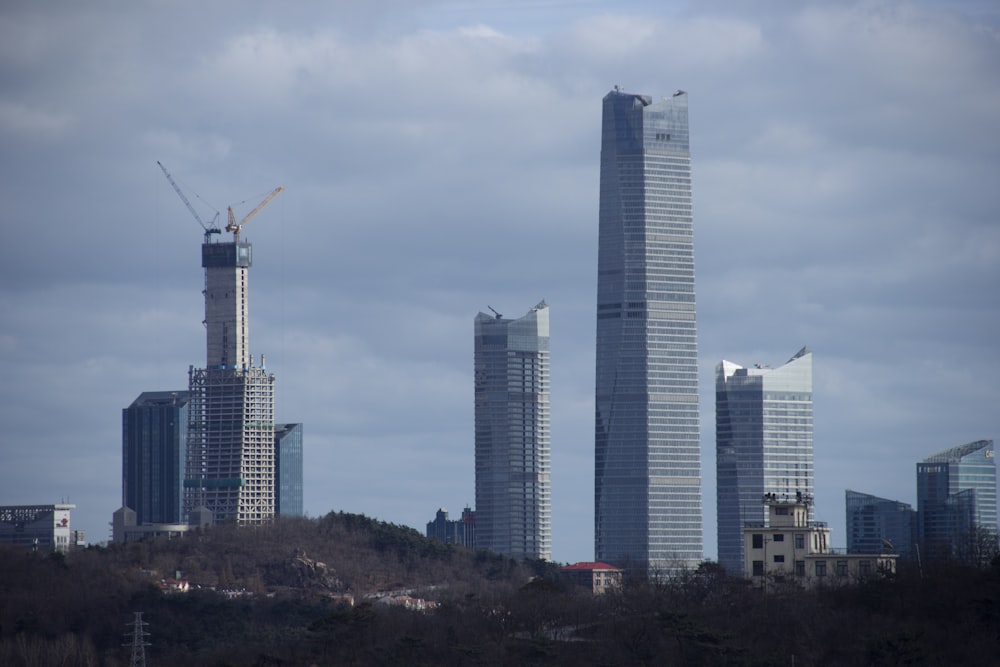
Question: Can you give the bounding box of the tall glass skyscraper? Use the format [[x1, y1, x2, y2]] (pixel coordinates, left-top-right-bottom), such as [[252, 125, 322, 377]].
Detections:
[[122, 391, 190, 525], [715, 348, 813, 574], [917, 439, 996, 562], [594, 88, 702, 571], [475, 301, 551, 561], [274, 423, 304, 517]]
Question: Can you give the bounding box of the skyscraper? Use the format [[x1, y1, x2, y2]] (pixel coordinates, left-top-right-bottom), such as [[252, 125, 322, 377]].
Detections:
[[274, 423, 304, 517], [845, 489, 916, 559], [183, 203, 279, 526], [122, 391, 190, 525], [715, 348, 813, 574], [594, 88, 702, 571], [474, 301, 551, 561], [917, 439, 997, 562]]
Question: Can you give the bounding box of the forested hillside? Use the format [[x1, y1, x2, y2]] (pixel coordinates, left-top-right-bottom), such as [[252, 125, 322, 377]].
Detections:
[[2, 512, 999, 666]]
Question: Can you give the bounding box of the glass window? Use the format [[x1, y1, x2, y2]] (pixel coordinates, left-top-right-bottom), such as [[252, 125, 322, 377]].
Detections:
[[795, 534, 805, 549], [815, 560, 827, 577], [773, 534, 784, 542], [795, 560, 805, 576], [773, 555, 785, 563], [752, 560, 764, 576], [836, 561, 848, 576], [752, 534, 763, 549]]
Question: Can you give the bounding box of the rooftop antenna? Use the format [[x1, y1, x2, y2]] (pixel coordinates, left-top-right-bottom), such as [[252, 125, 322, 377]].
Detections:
[[487, 305, 502, 320]]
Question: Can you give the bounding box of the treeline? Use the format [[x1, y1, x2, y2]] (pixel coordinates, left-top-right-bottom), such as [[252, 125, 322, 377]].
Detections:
[[1, 513, 999, 665]]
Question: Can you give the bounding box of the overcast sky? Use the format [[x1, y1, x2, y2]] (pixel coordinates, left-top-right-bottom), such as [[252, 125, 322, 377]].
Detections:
[[1, 0, 998, 563]]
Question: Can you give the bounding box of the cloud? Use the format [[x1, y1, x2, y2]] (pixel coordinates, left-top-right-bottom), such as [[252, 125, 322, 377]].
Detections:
[[0, 1, 997, 564]]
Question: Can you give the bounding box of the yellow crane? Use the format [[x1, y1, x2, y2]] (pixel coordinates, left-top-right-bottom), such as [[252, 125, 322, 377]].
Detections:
[[226, 186, 284, 243]]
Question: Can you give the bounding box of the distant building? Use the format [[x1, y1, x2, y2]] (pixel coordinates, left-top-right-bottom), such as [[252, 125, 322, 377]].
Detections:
[[716, 348, 813, 574], [594, 88, 702, 572], [274, 423, 304, 517], [845, 489, 917, 560], [0, 504, 76, 553], [123, 390, 190, 525], [426, 507, 475, 548], [561, 562, 623, 594], [474, 302, 551, 561], [917, 439, 997, 562], [744, 496, 896, 589], [112, 505, 194, 543]]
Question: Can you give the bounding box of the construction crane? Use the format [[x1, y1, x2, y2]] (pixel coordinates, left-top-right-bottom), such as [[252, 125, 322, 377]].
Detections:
[[226, 186, 284, 244], [156, 161, 221, 242]]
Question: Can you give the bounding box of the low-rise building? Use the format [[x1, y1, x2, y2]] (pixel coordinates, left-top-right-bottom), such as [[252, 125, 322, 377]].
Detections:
[[744, 495, 896, 589], [560, 562, 623, 594], [0, 504, 76, 553]]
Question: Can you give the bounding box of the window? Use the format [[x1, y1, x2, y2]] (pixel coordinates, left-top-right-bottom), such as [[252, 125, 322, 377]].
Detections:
[[795, 534, 805, 549], [795, 560, 805, 577], [859, 560, 872, 577], [773, 534, 784, 542], [815, 560, 827, 577], [836, 560, 848, 576], [775, 507, 789, 515], [752, 560, 764, 576], [752, 534, 763, 549], [773, 555, 785, 563]]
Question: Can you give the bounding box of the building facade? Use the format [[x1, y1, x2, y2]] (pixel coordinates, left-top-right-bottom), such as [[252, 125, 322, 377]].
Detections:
[[184, 237, 276, 526], [122, 391, 190, 525], [474, 302, 551, 561], [845, 489, 917, 560], [917, 439, 997, 562], [560, 562, 624, 594], [745, 497, 896, 589], [0, 504, 76, 553], [426, 507, 475, 549], [274, 423, 304, 517], [716, 348, 813, 573], [594, 88, 702, 571]]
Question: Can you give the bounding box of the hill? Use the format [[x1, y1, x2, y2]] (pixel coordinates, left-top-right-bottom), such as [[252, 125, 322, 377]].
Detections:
[[2, 512, 1000, 665]]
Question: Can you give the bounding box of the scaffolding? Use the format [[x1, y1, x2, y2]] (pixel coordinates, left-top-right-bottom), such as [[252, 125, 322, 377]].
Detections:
[[185, 365, 275, 525]]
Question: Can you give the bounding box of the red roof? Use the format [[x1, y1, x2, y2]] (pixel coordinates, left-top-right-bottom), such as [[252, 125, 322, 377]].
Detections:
[[561, 561, 620, 572]]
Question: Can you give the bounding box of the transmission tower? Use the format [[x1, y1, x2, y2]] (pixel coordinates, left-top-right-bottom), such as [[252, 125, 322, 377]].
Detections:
[[123, 611, 151, 667]]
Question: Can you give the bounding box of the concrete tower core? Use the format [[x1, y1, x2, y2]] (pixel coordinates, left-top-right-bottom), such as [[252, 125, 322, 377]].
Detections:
[[185, 238, 275, 526]]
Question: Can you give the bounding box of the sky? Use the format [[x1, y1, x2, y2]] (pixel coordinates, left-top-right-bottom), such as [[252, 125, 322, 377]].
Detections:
[[1, 0, 998, 564]]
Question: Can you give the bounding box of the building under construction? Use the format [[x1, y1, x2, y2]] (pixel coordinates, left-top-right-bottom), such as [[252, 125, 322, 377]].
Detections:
[[159, 162, 284, 526]]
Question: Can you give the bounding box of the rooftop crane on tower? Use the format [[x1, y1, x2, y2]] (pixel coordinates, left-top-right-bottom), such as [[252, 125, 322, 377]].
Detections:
[[226, 186, 284, 244], [157, 161, 222, 242]]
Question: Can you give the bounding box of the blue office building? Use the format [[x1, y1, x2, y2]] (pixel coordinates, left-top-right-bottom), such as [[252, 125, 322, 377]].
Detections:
[[594, 88, 702, 571], [917, 439, 996, 562], [122, 391, 190, 525], [274, 423, 304, 517], [845, 490, 917, 560]]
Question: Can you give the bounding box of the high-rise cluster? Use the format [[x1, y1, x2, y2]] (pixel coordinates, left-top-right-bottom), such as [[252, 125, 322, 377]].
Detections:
[[115, 170, 302, 541]]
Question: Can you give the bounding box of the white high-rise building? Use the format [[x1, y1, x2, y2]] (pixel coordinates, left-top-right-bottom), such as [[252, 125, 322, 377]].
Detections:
[[716, 347, 814, 573], [474, 301, 551, 561]]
